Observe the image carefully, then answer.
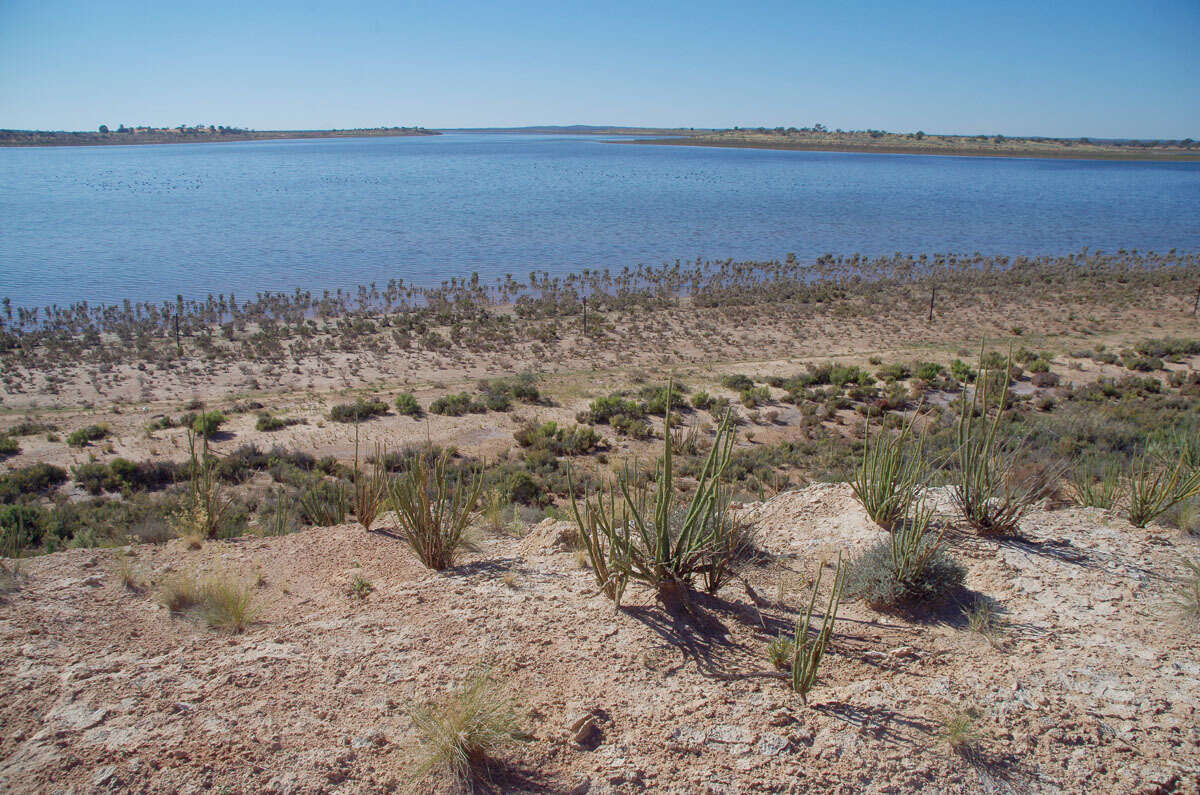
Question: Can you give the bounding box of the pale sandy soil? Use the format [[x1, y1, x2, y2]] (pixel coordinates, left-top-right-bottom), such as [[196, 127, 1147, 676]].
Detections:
[[1, 484, 1197, 793]]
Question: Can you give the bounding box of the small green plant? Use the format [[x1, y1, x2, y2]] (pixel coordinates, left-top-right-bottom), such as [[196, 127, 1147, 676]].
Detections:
[[966, 598, 1001, 646], [0, 435, 18, 458], [157, 571, 203, 612], [767, 634, 795, 670], [568, 384, 738, 613], [348, 574, 374, 600], [256, 489, 299, 536], [791, 557, 846, 704], [175, 431, 236, 540], [255, 412, 288, 432], [394, 392, 423, 417], [297, 477, 349, 526], [202, 577, 260, 633], [112, 553, 141, 590], [411, 669, 518, 787], [1127, 448, 1200, 528], [388, 450, 483, 569], [845, 505, 965, 610], [938, 709, 980, 754], [352, 428, 389, 531]]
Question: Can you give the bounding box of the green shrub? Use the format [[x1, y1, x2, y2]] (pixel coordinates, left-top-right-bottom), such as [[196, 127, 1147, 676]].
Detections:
[[950, 359, 975, 383], [430, 392, 485, 416], [255, 412, 288, 431], [740, 386, 771, 409], [297, 478, 349, 526], [192, 411, 226, 439], [691, 391, 714, 411], [0, 436, 18, 459], [73, 462, 122, 495], [875, 363, 911, 382], [0, 462, 68, 503], [914, 362, 944, 381], [582, 394, 644, 424], [66, 424, 110, 448], [720, 374, 755, 391], [329, 398, 389, 423], [1069, 462, 1123, 509], [513, 421, 602, 456], [394, 392, 423, 417], [830, 365, 874, 388], [0, 504, 46, 553]]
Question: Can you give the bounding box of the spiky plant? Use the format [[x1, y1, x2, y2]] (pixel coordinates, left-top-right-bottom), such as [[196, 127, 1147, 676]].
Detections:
[[352, 425, 389, 531], [1069, 461, 1123, 510], [180, 430, 235, 539], [847, 412, 927, 530], [791, 556, 846, 704], [950, 352, 1047, 536], [1175, 557, 1200, 622], [568, 382, 737, 613], [388, 450, 482, 570], [1127, 448, 1200, 528]]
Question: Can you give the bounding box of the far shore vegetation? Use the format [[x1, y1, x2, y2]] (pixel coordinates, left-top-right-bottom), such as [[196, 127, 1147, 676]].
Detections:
[[625, 124, 1200, 162], [0, 124, 438, 147]]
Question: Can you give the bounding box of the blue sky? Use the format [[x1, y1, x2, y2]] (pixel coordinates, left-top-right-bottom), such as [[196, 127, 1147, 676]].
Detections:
[[1, 0, 1197, 138]]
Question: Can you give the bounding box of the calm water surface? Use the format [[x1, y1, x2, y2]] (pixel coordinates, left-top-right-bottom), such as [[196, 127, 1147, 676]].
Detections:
[[2, 133, 1198, 307]]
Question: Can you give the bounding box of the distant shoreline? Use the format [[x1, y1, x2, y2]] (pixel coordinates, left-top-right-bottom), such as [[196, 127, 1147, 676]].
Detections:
[[0, 127, 439, 148], [620, 135, 1200, 163]]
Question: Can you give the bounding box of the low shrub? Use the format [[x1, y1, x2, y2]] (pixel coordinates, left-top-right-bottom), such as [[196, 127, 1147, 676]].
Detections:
[[66, 424, 110, 448], [720, 374, 755, 391], [845, 531, 966, 608], [0, 436, 18, 458], [430, 392, 486, 416], [192, 411, 226, 439], [329, 398, 389, 423], [0, 462, 68, 503], [394, 392, 423, 417]]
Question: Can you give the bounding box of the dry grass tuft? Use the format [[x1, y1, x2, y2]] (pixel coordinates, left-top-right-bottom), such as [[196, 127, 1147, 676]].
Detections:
[[411, 669, 519, 787]]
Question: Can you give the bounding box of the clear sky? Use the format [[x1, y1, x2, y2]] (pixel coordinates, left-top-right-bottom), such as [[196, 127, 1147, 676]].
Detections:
[[1, 0, 1197, 139]]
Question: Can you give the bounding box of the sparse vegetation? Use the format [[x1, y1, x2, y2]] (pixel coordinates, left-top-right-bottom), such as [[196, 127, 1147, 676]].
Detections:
[[791, 558, 846, 704], [66, 424, 110, 447], [329, 398, 389, 423]]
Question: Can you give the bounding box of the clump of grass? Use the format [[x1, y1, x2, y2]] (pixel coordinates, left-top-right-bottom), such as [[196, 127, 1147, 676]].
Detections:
[[950, 351, 1049, 536], [411, 669, 518, 787], [845, 500, 965, 609], [939, 709, 980, 754], [1174, 557, 1200, 622], [388, 450, 482, 570], [297, 477, 349, 526], [966, 598, 1001, 646], [791, 557, 846, 704], [158, 571, 260, 632], [1127, 448, 1200, 528], [112, 553, 141, 590], [157, 571, 203, 612], [569, 383, 738, 613], [847, 413, 927, 530], [202, 577, 260, 632]]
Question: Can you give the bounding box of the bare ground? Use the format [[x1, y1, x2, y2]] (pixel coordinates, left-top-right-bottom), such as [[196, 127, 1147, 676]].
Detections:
[[2, 484, 1197, 793]]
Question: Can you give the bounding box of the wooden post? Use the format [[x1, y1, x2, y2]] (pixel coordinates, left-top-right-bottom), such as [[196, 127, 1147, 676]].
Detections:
[[173, 311, 182, 355], [1193, 283, 1199, 316], [582, 296, 588, 336], [928, 286, 936, 323]]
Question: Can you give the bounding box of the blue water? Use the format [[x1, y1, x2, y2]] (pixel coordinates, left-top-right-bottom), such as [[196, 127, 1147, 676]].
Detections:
[[2, 133, 1198, 307]]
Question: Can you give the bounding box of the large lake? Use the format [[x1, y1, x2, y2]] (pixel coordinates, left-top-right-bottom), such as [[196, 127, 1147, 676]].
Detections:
[[2, 133, 1199, 308]]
